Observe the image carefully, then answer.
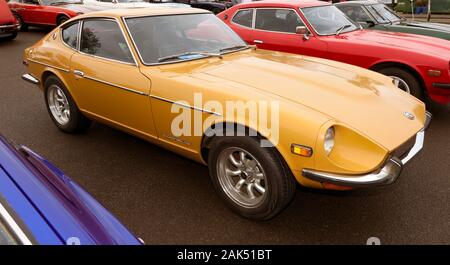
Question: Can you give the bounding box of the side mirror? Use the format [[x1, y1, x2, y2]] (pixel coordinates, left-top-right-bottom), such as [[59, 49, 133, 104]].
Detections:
[[296, 26, 310, 40], [366, 20, 376, 27]]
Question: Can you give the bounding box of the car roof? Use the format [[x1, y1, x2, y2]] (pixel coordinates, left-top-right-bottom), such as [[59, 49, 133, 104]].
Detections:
[[235, 0, 329, 9], [335, 0, 381, 5], [77, 7, 210, 20]]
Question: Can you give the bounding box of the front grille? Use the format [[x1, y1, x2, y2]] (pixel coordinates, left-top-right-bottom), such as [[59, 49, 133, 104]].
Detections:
[[392, 136, 416, 160]]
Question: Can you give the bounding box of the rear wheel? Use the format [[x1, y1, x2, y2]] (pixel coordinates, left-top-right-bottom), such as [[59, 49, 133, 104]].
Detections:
[[44, 76, 91, 133], [208, 136, 296, 220], [378, 67, 423, 100], [57, 15, 69, 26], [14, 14, 27, 31]]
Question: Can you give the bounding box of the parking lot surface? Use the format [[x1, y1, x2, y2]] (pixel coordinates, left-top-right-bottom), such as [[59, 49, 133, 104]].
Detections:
[[1, 31, 449, 244]]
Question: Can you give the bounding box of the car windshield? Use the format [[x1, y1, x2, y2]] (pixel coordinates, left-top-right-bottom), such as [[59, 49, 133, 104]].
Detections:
[[42, 0, 83, 5], [0, 220, 18, 245], [125, 13, 248, 65], [367, 4, 402, 24], [301, 5, 359, 36]]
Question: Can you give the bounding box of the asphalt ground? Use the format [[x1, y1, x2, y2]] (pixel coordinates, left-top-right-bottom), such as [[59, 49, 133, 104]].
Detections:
[[0, 30, 449, 245]]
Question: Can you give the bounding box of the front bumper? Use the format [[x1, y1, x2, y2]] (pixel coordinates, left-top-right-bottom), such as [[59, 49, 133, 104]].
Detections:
[[0, 24, 18, 35], [302, 111, 432, 188]]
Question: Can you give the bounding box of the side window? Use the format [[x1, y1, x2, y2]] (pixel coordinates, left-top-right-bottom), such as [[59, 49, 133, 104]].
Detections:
[[339, 5, 371, 23], [62, 22, 79, 49], [232, 9, 253, 28], [80, 19, 134, 64], [255, 9, 304, 33]]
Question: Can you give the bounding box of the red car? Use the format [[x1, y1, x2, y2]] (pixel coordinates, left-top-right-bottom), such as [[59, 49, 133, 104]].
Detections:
[[219, 0, 450, 105], [7, 0, 104, 31], [0, 0, 19, 40]]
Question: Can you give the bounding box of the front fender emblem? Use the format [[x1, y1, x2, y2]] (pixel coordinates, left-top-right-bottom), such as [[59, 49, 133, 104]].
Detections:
[[403, 111, 415, 120]]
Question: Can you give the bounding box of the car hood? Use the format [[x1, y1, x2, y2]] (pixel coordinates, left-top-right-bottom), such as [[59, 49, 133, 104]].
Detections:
[[341, 29, 450, 59], [0, 1, 15, 25], [185, 49, 425, 150], [402, 21, 450, 32]]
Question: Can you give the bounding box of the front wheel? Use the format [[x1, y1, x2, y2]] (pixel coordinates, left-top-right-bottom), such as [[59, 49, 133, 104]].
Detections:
[[14, 14, 27, 31], [208, 136, 296, 220], [378, 67, 423, 100]]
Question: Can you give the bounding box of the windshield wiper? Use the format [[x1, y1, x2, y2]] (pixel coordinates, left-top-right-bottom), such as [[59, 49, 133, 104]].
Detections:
[[335, 24, 352, 36], [158, 52, 222, 63], [219, 45, 248, 53]]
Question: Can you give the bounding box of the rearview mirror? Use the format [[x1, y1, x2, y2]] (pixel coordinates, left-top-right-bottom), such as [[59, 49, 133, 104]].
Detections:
[[365, 20, 376, 27]]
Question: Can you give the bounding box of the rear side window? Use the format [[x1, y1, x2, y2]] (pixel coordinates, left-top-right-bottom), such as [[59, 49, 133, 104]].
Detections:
[[62, 22, 79, 49], [255, 9, 305, 33], [232, 9, 254, 28], [80, 19, 134, 64]]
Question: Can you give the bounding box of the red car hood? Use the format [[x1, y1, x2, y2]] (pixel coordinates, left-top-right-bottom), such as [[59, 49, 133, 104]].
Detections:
[[340, 29, 450, 59], [0, 0, 16, 25]]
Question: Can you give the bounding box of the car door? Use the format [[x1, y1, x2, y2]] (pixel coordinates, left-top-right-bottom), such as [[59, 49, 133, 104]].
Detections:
[[250, 8, 327, 58], [17, 0, 40, 24], [69, 18, 157, 139]]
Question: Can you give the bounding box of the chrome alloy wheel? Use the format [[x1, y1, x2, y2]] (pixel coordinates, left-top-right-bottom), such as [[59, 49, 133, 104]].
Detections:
[[390, 76, 411, 94], [216, 147, 267, 208], [47, 85, 70, 126]]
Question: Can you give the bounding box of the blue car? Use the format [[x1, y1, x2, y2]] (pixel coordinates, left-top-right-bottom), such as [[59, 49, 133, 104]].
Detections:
[[0, 134, 142, 245]]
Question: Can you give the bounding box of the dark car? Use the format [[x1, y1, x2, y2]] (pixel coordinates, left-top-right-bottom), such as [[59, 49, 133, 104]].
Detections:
[[149, 0, 232, 14], [0, 134, 142, 245], [0, 0, 19, 40], [336, 0, 450, 41]]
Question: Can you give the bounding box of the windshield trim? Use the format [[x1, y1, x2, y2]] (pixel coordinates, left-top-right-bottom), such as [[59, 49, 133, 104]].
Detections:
[[298, 6, 360, 37], [122, 13, 250, 66], [0, 200, 32, 245], [367, 4, 402, 24]]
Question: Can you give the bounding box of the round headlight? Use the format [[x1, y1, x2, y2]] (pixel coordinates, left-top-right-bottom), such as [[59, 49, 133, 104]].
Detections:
[[324, 127, 335, 155]]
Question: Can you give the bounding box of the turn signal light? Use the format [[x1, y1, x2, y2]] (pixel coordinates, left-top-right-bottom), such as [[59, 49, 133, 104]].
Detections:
[[291, 144, 313, 157], [427, 70, 442, 77]]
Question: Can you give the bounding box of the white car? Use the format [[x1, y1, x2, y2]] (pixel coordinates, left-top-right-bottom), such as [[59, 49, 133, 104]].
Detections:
[[82, 0, 189, 9]]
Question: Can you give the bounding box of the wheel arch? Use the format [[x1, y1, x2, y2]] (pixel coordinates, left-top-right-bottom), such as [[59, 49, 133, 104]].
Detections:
[[41, 70, 79, 106], [369, 61, 426, 95], [200, 122, 287, 169]]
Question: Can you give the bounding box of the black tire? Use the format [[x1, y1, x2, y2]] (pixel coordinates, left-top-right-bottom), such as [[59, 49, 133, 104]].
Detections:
[[5, 32, 17, 41], [14, 14, 27, 31], [208, 136, 296, 220], [57, 15, 69, 26], [378, 67, 423, 100], [44, 75, 91, 133]]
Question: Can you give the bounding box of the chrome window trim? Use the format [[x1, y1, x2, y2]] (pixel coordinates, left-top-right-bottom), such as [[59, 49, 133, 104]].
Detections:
[[60, 20, 81, 52], [27, 59, 70, 73], [0, 201, 32, 245], [253, 7, 308, 35], [121, 13, 248, 67], [298, 6, 360, 37], [79, 72, 149, 96], [151, 95, 222, 116], [230, 8, 255, 30], [78, 17, 138, 66]]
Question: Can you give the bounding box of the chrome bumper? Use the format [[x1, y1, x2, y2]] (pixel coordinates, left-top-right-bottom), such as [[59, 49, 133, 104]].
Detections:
[[22, 74, 40, 85], [302, 111, 432, 188]]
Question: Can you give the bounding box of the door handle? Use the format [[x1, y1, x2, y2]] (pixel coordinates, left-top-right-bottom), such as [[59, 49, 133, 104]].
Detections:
[[253, 40, 263, 44], [73, 70, 84, 77]]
